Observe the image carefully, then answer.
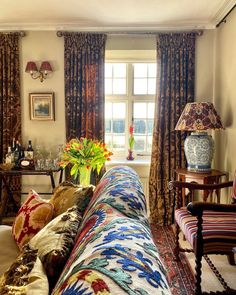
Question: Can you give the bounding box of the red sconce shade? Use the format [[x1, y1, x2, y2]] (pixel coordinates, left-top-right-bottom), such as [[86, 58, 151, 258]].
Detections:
[[25, 61, 53, 82], [40, 61, 53, 72], [25, 61, 38, 73]]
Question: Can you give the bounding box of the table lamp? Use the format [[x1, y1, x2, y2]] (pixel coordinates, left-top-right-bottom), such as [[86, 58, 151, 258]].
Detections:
[[175, 102, 224, 173]]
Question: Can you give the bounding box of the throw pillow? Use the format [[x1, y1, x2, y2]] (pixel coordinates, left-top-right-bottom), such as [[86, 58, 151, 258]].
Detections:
[[29, 205, 83, 291], [0, 245, 49, 295], [49, 181, 94, 217], [12, 190, 54, 250]]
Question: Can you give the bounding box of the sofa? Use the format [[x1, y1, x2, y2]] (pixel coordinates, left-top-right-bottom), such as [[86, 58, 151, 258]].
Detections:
[[0, 165, 171, 295]]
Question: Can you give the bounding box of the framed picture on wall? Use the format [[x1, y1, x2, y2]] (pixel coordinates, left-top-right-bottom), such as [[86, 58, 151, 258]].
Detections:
[[29, 92, 55, 121]]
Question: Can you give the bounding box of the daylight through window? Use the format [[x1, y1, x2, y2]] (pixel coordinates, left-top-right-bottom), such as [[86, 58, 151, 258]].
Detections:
[[105, 62, 156, 157]]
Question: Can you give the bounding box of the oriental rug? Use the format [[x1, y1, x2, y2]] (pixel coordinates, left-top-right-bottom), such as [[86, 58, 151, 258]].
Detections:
[[151, 225, 195, 295]]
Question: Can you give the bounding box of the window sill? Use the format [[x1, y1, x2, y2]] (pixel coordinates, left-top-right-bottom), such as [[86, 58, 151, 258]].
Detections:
[[106, 158, 151, 167]]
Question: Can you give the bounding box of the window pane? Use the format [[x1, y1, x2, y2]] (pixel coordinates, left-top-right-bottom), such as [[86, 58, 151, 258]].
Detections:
[[105, 78, 112, 94], [148, 64, 156, 77], [148, 78, 156, 95], [133, 78, 147, 95], [113, 103, 126, 118], [113, 136, 125, 149], [134, 136, 146, 151], [134, 119, 146, 134], [134, 64, 147, 77], [113, 64, 126, 78], [113, 120, 125, 133], [105, 119, 111, 133], [147, 136, 153, 152], [113, 78, 126, 94], [105, 102, 112, 118], [147, 119, 154, 134], [105, 135, 112, 148], [148, 103, 155, 118], [134, 103, 146, 118], [105, 64, 112, 78]]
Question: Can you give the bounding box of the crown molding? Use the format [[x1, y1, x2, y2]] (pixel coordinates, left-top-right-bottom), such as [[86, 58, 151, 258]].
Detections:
[[212, 0, 236, 26]]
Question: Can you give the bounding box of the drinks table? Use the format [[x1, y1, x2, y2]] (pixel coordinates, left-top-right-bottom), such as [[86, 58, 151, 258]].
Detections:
[[0, 168, 63, 224]]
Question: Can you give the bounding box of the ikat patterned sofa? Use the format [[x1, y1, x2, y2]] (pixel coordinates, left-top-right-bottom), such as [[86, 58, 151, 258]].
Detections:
[[0, 166, 171, 295]]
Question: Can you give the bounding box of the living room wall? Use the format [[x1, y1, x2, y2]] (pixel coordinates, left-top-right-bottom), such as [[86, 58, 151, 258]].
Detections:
[[20, 30, 215, 195], [214, 8, 236, 182]]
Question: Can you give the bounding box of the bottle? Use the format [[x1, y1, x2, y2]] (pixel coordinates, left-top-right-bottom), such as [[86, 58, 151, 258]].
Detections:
[[14, 140, 20, 165], [11, 138, 16, 152], [25, 140, 34, 159], [5, 146, 13, 163]]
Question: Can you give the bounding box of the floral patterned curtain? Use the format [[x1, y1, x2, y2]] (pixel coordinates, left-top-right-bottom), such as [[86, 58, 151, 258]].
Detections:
[[64, 33, 107, 142], [149, 33, 196, 226], [0, 33, 21, 220]]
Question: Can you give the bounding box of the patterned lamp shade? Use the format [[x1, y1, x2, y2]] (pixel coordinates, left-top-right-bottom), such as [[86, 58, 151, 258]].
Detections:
[[175, 102, 224, 173], [175, 102, 224, 131]]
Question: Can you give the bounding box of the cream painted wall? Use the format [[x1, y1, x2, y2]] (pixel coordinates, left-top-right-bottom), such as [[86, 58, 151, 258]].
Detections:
[[19, 30, 215, 197], [195, 30, 215, 101], [214, 8, 236, 182], [20, 31, 65, 194]]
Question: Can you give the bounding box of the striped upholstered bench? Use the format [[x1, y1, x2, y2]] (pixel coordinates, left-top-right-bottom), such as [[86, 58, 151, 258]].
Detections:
[[175, 208, 236, 254], [170, 179, 236, 295]]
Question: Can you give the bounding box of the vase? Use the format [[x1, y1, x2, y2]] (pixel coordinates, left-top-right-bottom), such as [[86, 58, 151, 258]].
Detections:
[[78, 166, 91, 186], [126, 149, 134, 161]]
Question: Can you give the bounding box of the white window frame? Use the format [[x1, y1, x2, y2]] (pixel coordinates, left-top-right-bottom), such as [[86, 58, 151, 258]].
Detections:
[[105, 60, 156, 160]]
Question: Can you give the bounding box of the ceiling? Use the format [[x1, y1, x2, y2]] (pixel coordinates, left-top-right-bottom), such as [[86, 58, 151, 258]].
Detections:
[[0, 0, 235, 32]]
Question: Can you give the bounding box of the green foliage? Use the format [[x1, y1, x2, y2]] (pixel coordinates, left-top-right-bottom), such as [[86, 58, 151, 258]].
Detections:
[[59, 137, 113, 179]]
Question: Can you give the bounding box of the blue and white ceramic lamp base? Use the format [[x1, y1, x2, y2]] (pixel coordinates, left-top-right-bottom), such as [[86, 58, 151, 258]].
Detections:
[[184, 132, 214, 173]]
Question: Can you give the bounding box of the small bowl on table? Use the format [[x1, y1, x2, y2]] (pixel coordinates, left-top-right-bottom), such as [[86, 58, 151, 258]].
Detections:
[[0, 163, 15, 170]]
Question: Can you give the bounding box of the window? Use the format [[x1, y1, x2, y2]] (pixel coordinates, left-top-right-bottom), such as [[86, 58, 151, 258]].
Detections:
[[105, 62, 156, 157]]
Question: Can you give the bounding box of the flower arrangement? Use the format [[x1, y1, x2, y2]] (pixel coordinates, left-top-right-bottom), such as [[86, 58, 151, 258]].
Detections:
[[127, 125, 135, 160], [128, 125, 135, 150], [59, 137, 113, 184]]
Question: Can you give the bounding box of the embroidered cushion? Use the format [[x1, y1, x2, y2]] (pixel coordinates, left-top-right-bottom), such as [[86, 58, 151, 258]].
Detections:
[[12, 190, 54, 250], [29, 205, 83, 291], [0, 245, 49, 295], [49, 181, 94, 217]]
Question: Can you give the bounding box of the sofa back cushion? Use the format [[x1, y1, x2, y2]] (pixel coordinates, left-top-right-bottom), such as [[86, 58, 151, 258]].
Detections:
[[84, 166, 147, 220], [12, 190, 54, 249], [0, 225, 20, 276], [52, 203, 171, 295]]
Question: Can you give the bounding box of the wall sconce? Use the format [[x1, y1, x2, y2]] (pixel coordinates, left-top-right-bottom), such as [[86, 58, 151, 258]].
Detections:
[[25, 61, 53, 82]]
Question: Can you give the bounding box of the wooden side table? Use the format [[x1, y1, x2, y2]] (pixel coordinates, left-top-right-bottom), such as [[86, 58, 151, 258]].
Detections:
[[175, 168, 227, 205], [0, 168, 63, 224]]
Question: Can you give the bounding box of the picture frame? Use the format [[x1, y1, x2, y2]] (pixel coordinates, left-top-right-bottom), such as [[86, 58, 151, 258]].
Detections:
[[29, 92, 55, 121]]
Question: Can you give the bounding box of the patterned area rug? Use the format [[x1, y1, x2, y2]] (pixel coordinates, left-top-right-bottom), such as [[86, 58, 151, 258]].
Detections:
[[151, 225, 195, 295]]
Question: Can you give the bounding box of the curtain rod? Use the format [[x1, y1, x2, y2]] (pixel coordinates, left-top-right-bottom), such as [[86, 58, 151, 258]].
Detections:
[[216, 4, 236, 28], [0, 31, 26, 37], [57, 30, 203, 37]]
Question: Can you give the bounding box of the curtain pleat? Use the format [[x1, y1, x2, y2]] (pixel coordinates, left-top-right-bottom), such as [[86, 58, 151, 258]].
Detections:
[[149, 33, 196, 225], [0, 33, 21, 219], [64, 33, 107, 141]]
